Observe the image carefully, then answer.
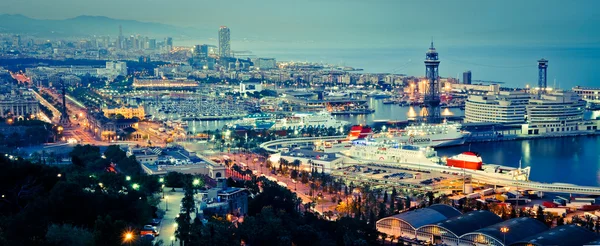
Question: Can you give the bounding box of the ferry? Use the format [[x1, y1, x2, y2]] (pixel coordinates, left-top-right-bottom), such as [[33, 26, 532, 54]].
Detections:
[[271, 111, 350, 130], [341, 138, 531, 181], [315, 123, 468, 152], [229, 113, 276, 130]]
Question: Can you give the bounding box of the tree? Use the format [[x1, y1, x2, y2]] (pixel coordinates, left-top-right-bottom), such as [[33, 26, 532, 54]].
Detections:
[[536, 206, 545, 224], [45, 224, 95, 246]]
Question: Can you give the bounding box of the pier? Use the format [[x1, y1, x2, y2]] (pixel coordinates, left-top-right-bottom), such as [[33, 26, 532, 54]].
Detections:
[[260, 136, 600, 195]]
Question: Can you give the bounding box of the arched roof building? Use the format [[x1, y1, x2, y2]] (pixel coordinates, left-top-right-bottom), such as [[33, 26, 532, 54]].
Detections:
[[376, 204, 461, 239], [415, 210, 503, 245], [510, 224, 598, 246], [460, 217, 548, 246]]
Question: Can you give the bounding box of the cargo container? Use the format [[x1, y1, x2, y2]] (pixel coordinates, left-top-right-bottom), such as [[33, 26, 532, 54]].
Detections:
[[581, 205, 600, 211], [479, 188, 494, 196], [553, 198, 567, 206], [574, 198, 596, 204], [466, 193, 480, 199]]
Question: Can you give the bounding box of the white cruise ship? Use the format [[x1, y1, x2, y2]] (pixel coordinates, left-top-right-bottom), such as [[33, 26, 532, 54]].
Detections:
[[315, 123, 469, 152], [272, 111, 350, 130], [341, 138, 531, 181]]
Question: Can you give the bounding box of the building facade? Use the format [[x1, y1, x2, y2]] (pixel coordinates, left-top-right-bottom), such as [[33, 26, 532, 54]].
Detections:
[[218, 26, 231, 58], [572, 86, 600, 103], [465, 91, 531, 124], [102, 106, 145, 119], [0, 90, 40, 119], [522, 91, 587, 135], [462, 70, 472, 84]]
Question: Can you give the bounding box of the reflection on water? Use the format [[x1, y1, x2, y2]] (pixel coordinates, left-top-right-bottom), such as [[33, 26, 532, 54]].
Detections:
[[335, 98, 464, 125], [437, 135, 600, 186]]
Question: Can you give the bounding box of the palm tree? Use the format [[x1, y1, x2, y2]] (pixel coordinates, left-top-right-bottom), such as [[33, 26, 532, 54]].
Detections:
[[388, 235, 396, 246]]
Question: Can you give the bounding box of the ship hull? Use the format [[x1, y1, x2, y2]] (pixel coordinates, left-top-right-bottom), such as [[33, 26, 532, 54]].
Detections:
[[446, 159, 482, 170]]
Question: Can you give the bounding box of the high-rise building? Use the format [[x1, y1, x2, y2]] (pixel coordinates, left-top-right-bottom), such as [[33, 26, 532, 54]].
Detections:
[[193, 44, 209, 59], [219, 26, 231, 57], [148, 39, 157, 50], [117, 25, 123, 50], [165, 37, 173, 51], [462, 70, 472, 85]]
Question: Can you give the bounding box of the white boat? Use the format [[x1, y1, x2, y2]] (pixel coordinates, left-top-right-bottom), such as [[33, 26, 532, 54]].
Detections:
[[272, 111, 350, 130]]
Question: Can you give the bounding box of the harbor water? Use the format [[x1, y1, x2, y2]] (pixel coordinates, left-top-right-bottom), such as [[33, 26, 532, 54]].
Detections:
[[436, 135, 600, 186]]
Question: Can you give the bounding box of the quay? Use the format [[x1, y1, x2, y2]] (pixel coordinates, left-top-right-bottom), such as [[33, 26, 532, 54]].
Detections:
[[259, 136, 600, 195]]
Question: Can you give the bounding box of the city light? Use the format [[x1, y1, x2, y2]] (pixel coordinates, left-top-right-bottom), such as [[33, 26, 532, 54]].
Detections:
[[132, 183, 140, 190], [159, 177, 164, 183], [193, 179, 200, 186], [126, 176, 131, 181], [123, 231, 134, 243]]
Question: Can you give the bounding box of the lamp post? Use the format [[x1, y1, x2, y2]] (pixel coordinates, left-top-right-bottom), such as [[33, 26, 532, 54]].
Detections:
[[123, 231, 134, 246], [500, 226, 509, 245], [165, 196, 169, 211]]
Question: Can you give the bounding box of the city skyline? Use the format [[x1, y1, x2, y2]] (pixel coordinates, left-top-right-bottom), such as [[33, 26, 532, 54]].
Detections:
[[0, 0, 599, 48]]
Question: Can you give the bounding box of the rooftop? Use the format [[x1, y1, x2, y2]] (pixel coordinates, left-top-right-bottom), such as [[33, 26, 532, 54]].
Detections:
[[511, 224, 598, 246], [465, 217, 548, 245], [380, 204, 461, 229], [434, 210, 503, 237]]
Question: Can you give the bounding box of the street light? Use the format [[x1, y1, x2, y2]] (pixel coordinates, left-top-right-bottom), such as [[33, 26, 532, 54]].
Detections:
[[132, 183, 140, 190], [165, 195, 169, 211], [500, 226, 509, 245], [123, 231, 134, 245], [126, 176, 131, 181], [170, 236, 175, 246]]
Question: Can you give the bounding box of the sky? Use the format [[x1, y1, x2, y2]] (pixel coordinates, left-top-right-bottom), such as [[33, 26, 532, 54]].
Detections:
[[1, 0, 599, 87], [1, 0, 599, 48]]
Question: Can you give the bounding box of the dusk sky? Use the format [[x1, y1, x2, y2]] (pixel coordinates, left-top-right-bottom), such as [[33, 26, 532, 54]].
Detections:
[[1, 0, 599, 48]]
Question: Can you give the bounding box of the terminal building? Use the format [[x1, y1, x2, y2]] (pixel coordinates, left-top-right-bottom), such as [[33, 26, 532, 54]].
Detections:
[[465, 91, 531, 125], [376, 205, 600, 246], [522, 91, 593, 135], [572, 86, 600, 103]]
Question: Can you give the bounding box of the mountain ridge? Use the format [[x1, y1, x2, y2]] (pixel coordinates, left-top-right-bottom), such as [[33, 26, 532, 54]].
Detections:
[[0, 14, 208, 38]]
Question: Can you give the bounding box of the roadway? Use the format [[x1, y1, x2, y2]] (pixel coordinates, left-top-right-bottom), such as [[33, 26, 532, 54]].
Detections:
[[156, 189, 184, 246]]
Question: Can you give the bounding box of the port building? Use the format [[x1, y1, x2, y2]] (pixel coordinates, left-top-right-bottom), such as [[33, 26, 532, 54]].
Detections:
[[376, 206, 600, 246], [521, 91, 592, 135], [460, 217, 548, 246], [376, 204, 461, 239], [465, 91, 531, 125], [510, 224, 598, 246], [415, 210, 502, 245]]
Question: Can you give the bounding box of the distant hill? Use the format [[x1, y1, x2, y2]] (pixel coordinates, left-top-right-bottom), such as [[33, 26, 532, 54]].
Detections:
[[0, 14, 206, 38]]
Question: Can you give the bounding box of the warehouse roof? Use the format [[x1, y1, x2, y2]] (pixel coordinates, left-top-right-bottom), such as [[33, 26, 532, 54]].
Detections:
[[380, 204, 462, 229], [510, 224, 598, 246], [462, 217, 548, 245], [432, 210, 503, 237]]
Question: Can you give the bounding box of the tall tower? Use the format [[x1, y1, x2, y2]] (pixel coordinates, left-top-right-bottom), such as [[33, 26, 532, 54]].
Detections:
[[218, 26, 231, 58], [537, 58, 548, 96], [59, 79, 70, 125], [422, 41, 441, 123], [117, 25, 123, 50]]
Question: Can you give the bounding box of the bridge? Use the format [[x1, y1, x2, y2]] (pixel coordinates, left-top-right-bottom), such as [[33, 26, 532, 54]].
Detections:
[[260, 137, 600, 195]]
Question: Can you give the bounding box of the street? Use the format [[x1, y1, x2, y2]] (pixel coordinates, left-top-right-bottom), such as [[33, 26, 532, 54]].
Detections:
[[156, 188, 184, 246]]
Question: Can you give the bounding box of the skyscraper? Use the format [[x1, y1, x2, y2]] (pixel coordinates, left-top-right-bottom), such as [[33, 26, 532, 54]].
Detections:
[[219, 26, 231, 58], [165, 37, 173, 51], [462, 70, 472, 85], [117, 25, 123, 50]]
